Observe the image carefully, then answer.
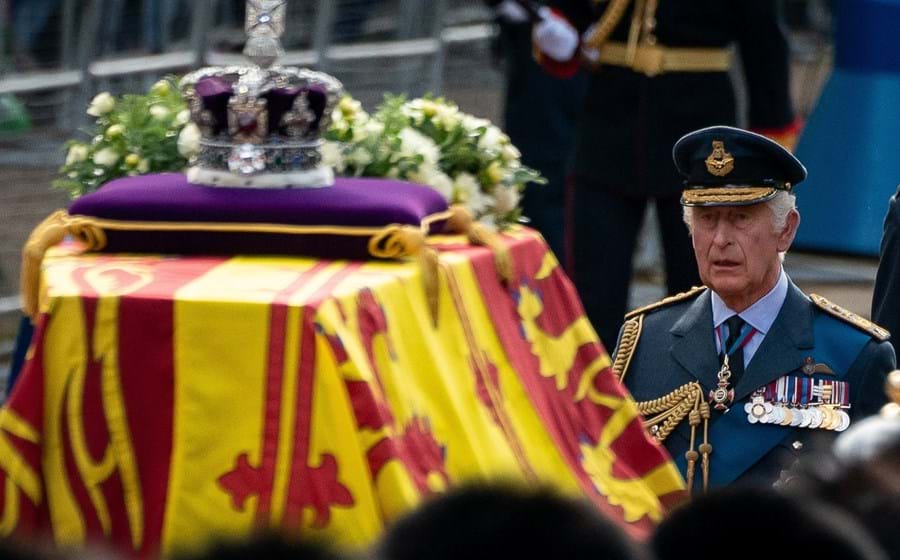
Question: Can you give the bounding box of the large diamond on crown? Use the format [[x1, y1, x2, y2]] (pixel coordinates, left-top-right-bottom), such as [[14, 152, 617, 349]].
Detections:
[[180, 65, 343, 188]]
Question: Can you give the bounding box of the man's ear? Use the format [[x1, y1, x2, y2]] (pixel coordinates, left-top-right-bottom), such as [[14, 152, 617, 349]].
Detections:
[[778, 209, 800, 252]]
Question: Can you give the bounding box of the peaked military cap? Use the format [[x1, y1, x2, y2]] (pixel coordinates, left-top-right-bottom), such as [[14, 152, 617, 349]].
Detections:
[[673, 125, 807, 206]]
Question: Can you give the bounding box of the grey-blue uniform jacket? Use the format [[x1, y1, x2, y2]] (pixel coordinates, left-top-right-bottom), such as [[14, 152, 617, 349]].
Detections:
[[613, 281, 895, 489]]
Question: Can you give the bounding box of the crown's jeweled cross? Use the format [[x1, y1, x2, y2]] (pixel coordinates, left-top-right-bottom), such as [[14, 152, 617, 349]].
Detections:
[[244, 0, 287, 68]]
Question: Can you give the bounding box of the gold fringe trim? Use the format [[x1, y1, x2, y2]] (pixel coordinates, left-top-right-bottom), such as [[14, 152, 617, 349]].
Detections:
[[611, 315, 642, 383]]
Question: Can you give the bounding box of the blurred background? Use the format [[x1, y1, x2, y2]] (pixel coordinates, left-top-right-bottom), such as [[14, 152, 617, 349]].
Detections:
[[0, 0, 882, 376]]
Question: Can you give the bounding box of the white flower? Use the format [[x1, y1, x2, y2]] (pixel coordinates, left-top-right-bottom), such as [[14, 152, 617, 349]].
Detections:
[[433, 103, 460, 129], [461, 114, 491, 132], [410, 164, 454, 201], [478, 214, 498, 230], [493, 185, 521, 214], [351, 117, 379, 142], [398, 127, 440, 166], [174, 109, 191, 126], [321, 141, 345, 172], [92, 147, 120, 167], [150, 79, 171, 95], [478, 125, 508, 153], [65, 145, 89, 165], [453, 172, 490, 214], [105, 124, 125, 139], [501, 143, 521, 162], [338, 96, 362, 118], [347, 146, 373, 168], [486, 161, 506, 185], [362, 119, 384, 137], [150, 104, 170, 120], [87, 92, 115, 116], [177, 123, 201, 158], [137, 159, 150, 173]]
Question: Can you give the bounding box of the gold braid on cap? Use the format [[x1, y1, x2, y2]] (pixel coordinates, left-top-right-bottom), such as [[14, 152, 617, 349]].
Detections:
[[681, 187, 776, 206]]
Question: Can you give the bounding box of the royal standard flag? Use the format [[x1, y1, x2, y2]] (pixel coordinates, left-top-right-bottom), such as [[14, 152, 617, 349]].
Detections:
[[0, 229, 685, 557]]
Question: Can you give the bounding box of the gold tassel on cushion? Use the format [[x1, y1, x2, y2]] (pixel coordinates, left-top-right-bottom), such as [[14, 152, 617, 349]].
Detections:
[[368, 225, 440, 326], [443, 205, 514, 284], [20, 210, 107, 320]]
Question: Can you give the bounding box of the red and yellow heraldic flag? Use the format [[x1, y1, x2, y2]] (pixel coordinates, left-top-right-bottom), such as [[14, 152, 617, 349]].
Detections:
[[0, 228, 684, 557]]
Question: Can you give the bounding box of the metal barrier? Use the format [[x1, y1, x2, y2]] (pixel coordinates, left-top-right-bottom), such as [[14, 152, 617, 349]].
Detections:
[[0, 0, 492, 130]]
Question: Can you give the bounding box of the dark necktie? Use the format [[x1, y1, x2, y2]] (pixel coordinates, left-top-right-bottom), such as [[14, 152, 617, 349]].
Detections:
[[723, 315, 746, 386]]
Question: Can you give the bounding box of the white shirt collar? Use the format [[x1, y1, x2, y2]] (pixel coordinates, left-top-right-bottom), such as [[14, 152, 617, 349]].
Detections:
[[711, 267, 788, 335]]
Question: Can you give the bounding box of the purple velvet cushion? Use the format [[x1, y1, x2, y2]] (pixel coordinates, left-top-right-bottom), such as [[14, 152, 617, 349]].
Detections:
[[67, 173, 450, 259]]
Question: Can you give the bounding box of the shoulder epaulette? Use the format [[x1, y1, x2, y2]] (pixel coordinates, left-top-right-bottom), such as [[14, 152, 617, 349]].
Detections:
[[624, 285, 707, 320], [810, 293, 890, 341]]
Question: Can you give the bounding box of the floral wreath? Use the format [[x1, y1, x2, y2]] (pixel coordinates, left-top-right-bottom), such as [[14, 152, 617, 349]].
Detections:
[[55, 78, 544, 229]]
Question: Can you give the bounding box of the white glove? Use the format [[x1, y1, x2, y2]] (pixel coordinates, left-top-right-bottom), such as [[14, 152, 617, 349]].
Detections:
[[495, 0, 530, 23], [533, 7, 579, 62]]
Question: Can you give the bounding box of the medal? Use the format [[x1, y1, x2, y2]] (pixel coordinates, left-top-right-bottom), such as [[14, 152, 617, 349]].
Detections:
[[797, 407, 811, 428], [709, 354, 735, 411], [807, 406, 823, 429], [835, 409, 851, 432], [744, 395, 771, 424], [779, 406, 794, 426]]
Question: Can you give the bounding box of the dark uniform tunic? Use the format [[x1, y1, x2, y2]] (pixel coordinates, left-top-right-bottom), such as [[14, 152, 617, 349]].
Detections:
[[545, 0, 797, 346], [615, 283, 895, 489]]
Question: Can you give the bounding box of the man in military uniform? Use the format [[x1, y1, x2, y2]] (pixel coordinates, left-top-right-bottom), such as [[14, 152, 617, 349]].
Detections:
[[612, 126, 895, 492], [532, 0, 800, 347]]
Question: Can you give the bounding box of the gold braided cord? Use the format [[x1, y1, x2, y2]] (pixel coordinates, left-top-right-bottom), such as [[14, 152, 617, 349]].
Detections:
[[21, 210, 107, 319], [637, 382, 703, 444], [582, 0, 632, 52], [368, 225, 427, 259], [699, 401, 712, 492], [611, 315, 642, 383]]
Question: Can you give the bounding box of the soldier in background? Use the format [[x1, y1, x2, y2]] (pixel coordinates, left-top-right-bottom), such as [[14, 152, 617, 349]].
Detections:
[[484, 0, 587, 261], [612, 126, 894, 492], [532, 0, 800, 346]]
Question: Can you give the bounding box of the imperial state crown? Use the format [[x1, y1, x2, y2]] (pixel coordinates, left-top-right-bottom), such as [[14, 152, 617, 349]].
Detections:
[[180, 0, 343, 188]]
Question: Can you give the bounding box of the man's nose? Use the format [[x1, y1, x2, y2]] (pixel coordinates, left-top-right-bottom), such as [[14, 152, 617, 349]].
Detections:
[[712, 222, 732, 246]]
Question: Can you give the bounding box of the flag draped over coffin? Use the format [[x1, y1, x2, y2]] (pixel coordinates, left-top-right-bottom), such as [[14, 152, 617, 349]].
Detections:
[[0, 229, 684, 557]]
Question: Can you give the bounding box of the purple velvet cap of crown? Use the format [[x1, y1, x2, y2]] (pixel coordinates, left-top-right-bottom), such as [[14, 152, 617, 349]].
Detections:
[[195, 76, 328, 138], [68, 173, 450, 259], [195, 77, 232, 136]]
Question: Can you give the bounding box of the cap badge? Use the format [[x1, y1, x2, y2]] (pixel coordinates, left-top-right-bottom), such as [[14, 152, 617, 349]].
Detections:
[[705, 140, 734, 177]]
